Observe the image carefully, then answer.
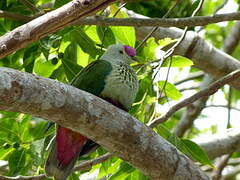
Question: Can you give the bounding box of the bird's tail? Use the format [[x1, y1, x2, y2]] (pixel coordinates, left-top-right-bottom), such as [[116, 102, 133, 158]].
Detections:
[[45, 126, 88, 180]]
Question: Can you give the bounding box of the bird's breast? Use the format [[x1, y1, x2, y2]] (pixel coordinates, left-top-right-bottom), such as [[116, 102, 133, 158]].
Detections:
[[100, 62, 139, 110]]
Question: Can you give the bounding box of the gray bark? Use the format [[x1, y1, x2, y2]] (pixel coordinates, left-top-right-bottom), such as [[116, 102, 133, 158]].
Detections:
[[0, 67, 209, 180]]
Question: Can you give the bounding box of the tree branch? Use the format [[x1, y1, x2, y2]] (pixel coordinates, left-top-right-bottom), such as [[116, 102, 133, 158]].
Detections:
[[1, 9, 240, 91], [148, 69, 240, 128], [18, 0, 41, 13], [206, 105, 240, 112], [173, 19, 240, 137], [3, 11, 240, 27], [197, 128, 240, 159], [212, 153, 232, 180], [74, 152, 113, 171], [0, 0, 117, 59], [173, 75, 213, 137], [0, 10, 34, 22], [134, 15, 240, 89], [0, 67, 209, 180], [174, 72, 204, 86], [0, 153, 113, 180], [87, 10, 240, 27]]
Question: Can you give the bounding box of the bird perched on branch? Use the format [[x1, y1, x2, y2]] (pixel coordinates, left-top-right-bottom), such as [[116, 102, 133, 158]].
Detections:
[[45, 44, 139, 180]]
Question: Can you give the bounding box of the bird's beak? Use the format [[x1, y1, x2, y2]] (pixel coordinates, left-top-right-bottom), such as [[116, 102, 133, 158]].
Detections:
[[131, 56, 139, 62]]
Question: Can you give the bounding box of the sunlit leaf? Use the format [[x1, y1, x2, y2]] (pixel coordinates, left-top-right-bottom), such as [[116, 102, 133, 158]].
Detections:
[[109, 162, 135, 180], [8, 148, 26, 174], [158, 81, 182, 100], [143, 37, 158, 61], [162, 56, 193, 67], [109, 5, 135, 47], [71, 29, 102, 59], [180, 139, 214, 167], [97, 26, 116, 48]]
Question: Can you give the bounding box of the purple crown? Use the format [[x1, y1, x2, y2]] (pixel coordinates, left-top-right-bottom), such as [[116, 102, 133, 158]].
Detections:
[[123, 45, 136, 57]]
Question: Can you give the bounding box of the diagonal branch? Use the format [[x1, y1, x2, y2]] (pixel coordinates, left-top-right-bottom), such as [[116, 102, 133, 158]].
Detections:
[[18, 0, 41, 13], [0, 0, 117, 59], [173, 20, 240, 137], [0, 10, 34, 22], [148, 68, 240, 128], [197, 128, 240, 160], [0, 67, 209, 180]]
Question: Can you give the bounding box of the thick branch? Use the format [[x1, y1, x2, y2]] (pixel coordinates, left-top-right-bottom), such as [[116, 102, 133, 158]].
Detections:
[[1, 9, 240, 91], [133, 13, 240, 90], [222, 21, 240, 53], [173, 20, 240, 137], [0, 67, 209, 180], [0, 0, 116, 59], [197, 128, 240, 159]]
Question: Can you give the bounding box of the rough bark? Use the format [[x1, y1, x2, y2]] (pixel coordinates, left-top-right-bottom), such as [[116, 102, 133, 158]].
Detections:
[[0, 67, 209, 180], [136, 26, 240, 90], [0, 0, 116, 58], [197, 128, 240, 160]]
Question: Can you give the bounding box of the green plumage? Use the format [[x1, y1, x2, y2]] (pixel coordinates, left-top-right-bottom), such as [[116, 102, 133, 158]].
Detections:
[[71, 60, 112, 96]]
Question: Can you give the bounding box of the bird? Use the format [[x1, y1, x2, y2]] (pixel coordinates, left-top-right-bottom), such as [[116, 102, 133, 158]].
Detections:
[[45, 44, 139, 180]]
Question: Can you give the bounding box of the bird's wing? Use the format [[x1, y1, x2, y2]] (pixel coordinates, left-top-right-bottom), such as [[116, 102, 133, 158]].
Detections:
[[71, 60, 112, 96]]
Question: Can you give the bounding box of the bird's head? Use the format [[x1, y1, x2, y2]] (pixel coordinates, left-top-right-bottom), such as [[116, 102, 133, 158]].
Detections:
[[101, 44, 138, 64]]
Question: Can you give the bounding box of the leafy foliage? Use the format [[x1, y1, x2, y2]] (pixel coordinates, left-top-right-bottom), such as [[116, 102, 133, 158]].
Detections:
[[1, 0, 240, 179]]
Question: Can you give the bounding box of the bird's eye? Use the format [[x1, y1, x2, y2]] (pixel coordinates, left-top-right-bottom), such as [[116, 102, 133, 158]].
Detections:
[[119, 50, 124, 54]]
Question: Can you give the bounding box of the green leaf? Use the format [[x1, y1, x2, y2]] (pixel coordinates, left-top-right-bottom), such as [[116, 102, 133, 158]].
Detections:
[[156, 125, 213, 167], [62, 43, 83, 82], [97, 26, 116, 48], [158, 38, 177, 48], [54, 0, 69, 8], [180, 139, 214, 167], [29, 139, 45, 166], [109, 162, 135, 180], [0, 118, 21, 143], [8, 148, 26, 174], [23, 44, 39, 73], [128, 170, 150, 180], [34, 56, 60, 78], [71, 29, 102, 59], [158, 81, 182, 100], [109, 5, 135, 47], [143, 37, 158, 61], [162, 56, 193, 67], [18, 114, 32, 142]]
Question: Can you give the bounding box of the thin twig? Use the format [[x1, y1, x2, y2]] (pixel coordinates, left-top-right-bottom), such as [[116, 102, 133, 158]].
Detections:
[[213, 0, 228, 15], [0, 10, 34, 21], [74, 152, 113, 171], [18, 0, 40, 13], [174, 72, 204, 85], [0, 153, 112, 180], [0, 174, 46, 180], [227, 87, 232, 128], [136, 0, 181, 49], [212, 153, 233, 180], [147, 68, 240, 128], [206, 105, 240, 112]]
